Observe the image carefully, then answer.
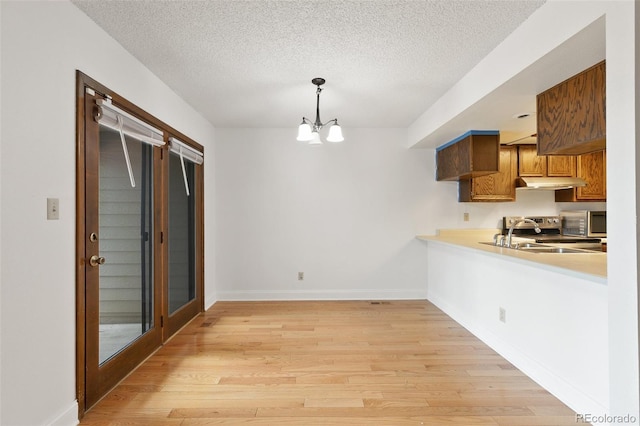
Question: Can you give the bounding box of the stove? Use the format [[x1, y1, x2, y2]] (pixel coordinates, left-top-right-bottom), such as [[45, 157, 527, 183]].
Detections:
[[501, 216, 602, 244]]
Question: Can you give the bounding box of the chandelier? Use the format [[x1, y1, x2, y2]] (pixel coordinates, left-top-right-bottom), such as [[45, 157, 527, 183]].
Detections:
[[296, 78, 344, 144]]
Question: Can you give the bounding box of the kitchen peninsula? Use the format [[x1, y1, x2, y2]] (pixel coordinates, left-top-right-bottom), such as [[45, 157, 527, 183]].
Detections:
[[417, 228, 608, 416]]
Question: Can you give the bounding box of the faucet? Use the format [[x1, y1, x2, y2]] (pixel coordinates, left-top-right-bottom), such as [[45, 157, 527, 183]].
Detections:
[[506, 218, 541, 248]]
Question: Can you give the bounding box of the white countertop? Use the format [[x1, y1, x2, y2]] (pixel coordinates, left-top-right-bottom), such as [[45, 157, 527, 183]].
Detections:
[[416, 228, 607, 280]]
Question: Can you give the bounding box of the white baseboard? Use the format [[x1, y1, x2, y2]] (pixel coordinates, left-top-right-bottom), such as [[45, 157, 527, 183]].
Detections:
[[216, 289, 427, 301], [204, 294, 217, 310], [426, 291, 608, 417], [47, 400, 78, 426]]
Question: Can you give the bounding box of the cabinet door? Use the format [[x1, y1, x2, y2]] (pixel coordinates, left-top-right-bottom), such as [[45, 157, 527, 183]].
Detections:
[[518, 145, 546, 177], [537, 61, 606, 155], [436, 141, 460, 181], [555, 149, 606, 202], [547, 155, 576, 177], [459, 146, 517, 202], [576, 150, 606, 200]]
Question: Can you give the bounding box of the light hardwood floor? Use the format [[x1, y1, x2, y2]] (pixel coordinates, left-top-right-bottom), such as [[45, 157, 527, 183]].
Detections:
[[80, 300, 582, 425]]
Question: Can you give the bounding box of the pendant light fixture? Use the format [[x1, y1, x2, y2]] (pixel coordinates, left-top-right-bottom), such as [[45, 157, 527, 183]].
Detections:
[[296, 78, 344, 144]]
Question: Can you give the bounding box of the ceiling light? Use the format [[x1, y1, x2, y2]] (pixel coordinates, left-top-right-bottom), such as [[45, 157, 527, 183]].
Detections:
[[296, 78, 344, 144], [513, 112, 534, 119]]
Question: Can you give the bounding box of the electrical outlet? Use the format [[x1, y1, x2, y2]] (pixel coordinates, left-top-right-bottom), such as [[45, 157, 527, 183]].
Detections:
[[463, 212, 470, 222], [499, 307, 506, 323], [298, 272, 304, 281]]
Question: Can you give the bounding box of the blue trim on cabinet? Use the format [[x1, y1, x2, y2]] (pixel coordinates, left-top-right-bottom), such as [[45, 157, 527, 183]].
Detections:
[[436, 130, 500, 152]]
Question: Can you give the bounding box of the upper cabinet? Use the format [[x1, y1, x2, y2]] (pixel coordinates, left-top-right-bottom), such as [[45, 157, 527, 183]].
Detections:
[[436, 131, 499, 181], [537, 61, 606, 156], [547, 155, 577, 177], [518, 145, 547, 177], [458, 146, 517, 202], [555, 150, 606, 202], [518, 145, 575, 177]]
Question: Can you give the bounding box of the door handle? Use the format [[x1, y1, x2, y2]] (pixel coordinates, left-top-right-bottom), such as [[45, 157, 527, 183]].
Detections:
[[89, 255, 106, 267]]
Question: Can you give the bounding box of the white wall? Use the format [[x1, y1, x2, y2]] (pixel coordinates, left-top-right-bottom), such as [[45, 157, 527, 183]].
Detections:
[[0, 2, 215, 425], [214, 128, 429, 300]]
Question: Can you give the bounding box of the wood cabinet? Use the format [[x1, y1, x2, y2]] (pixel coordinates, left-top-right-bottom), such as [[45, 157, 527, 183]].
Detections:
[[518, 145, 575, 177], [459, 146, 517, 202], [555, 150, 606, 202], [537, 61, 606, 155], [518, 145, 547, 177], [436, 131, 499, 181], [547, 155, 576, 177]]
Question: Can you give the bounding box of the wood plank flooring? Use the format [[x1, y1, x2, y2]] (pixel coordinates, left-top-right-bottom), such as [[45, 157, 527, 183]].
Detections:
[[80, 300, 582, 425]]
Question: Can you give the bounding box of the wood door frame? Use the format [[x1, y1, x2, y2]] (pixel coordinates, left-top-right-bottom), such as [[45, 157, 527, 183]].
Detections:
[[76, 71, 205, 417]]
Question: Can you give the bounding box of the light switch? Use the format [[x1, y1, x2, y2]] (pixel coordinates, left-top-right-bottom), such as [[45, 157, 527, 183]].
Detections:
[[47, 198, 59, 220]]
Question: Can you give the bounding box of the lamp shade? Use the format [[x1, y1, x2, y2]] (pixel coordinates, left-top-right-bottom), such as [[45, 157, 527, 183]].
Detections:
[[309, 131, 322, 145], [297, 122, 312, 141], [326, 123, 344, 142]]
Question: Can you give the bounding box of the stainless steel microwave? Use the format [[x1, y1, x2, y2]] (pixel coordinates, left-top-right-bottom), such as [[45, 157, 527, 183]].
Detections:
[[561, 210, 607, 238]]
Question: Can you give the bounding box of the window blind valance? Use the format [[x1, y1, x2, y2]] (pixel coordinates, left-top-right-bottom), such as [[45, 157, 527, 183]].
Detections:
[[96, 99, 165, 188], [97, 99, 165, 147], [169, 137, 204, 165]]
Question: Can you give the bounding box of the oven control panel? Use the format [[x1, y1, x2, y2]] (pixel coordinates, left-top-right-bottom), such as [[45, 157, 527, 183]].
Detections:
[[503, 216, 561, 231]]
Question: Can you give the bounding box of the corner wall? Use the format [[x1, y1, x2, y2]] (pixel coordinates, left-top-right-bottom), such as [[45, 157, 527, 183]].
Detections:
[[0, 2, 215, 425]]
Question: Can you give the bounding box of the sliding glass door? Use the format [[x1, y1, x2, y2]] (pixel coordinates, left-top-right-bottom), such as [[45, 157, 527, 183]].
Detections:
[[168, 153, 195, 313], [163, 140, 203, 338]]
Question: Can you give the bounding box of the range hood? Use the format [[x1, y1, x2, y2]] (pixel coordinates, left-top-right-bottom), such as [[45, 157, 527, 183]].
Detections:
[[516, 176, 587, 190]]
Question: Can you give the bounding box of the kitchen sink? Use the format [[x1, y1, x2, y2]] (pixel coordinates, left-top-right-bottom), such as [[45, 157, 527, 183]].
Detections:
[[479, 242, 547, 249], [513, 242, 546, 249], [519, 247, 585, 254], [479, 242, 590, 253]]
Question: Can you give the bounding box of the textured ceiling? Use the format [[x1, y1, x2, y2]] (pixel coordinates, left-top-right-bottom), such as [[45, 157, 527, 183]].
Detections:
[[71, 0, 546, 129]]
